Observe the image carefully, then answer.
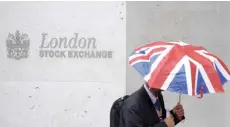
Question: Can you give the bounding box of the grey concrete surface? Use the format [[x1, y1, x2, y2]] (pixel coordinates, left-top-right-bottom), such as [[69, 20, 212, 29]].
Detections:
[[0, 2, 126, 127], [126, 1, 230, 127]]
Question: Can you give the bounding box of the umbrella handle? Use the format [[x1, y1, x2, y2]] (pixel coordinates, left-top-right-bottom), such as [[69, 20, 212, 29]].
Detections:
[[178, 94, 182, 104]]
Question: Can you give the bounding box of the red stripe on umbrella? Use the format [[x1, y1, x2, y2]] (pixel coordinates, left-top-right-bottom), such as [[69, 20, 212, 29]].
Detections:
[[187, 49, 224, 93], [189, 61, 197, 96], [147, 45, 185, 89], [204, 52, 230, 75]]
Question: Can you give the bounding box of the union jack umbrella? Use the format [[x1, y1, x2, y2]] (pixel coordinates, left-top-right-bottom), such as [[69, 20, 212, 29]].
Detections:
[[129, 41, 230, 99]]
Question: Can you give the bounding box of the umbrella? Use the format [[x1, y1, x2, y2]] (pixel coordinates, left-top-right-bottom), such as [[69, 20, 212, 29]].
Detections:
[[129, 41, 230, 101]]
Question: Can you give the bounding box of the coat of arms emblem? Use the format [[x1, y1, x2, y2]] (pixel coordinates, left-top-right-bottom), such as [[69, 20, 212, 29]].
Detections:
[[6, 30, 30, 60]]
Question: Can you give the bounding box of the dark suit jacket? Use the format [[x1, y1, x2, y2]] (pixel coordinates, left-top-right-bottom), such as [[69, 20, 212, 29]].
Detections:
[[119, 86, 184, 127]]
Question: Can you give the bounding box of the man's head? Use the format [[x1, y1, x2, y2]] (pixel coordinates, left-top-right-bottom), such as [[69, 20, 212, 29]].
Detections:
[[145, 82, 163, 96]]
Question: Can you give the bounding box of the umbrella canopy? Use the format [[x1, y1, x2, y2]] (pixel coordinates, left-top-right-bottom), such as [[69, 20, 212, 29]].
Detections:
[[129, 41, 230, 97]]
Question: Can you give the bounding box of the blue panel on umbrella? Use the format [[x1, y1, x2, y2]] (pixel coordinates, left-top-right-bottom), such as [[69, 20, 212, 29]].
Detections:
[[132, 54, 160, 77], [139, 51, 146, 54], [196, 70, 209, 94], [214, 64, 227, 85], [166, 65, 188, 94]]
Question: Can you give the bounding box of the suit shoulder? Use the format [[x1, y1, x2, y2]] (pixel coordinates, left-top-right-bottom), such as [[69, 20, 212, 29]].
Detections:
[[123, 91, 143, 109]]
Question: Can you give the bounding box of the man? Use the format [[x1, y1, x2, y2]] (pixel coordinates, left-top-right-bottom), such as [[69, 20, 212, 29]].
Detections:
[[119, 82, 185, 127]]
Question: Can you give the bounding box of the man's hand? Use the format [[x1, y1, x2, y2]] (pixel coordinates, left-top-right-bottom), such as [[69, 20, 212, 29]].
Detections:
[[172, 103, 184, 120], [164, 114, 175, 127]]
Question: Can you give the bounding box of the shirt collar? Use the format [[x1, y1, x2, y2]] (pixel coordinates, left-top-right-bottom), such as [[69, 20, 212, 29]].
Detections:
[[144, 83, 157, 104]]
